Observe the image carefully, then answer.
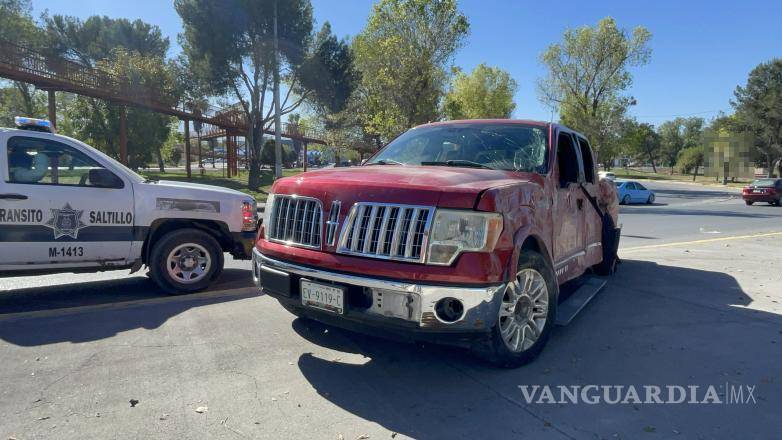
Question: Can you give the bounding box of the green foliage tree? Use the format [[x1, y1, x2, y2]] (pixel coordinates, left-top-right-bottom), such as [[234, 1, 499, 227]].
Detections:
[[538, 17, 651, 165], [732, 59, 782, 177], [353, 0, 469, 141], [260, 138, 296, 166], [44, 12, 178, 170], [676, 145, 704, 181], [623, 120, 660, 172], [44, 14, 169, 65], [0, 0, 47, 124], [658, 117, 704, 174], [443, 64, 517, 120], [177, 0, 354, 189]]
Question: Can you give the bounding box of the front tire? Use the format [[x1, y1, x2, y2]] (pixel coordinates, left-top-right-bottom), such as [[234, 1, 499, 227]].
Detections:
[[476, 251, 557, 368], [149, 229, 224, 294], [621, 195, 631, 205], [646, 193, 655, 204]]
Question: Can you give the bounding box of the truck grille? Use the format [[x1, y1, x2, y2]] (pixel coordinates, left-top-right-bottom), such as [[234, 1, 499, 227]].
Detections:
[[267, 195, 323, 248], [337, 203, 434, 262]]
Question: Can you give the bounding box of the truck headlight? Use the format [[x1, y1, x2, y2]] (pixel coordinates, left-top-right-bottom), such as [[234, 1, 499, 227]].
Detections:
[[261, 193, 276, 236], [426, 210, 503, 265], [242, 199, 259, 232]]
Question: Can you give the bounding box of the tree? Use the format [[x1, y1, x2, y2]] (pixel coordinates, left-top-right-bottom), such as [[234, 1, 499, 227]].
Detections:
[[0, 0, 47, 123], [676, 145, 704, 181], [101, 49, 178, 169], [353, 0, 469, 141], [177, 0, 353, 188], [658, 117, 704, 174], [44, 14, 177, 168], [443, 63, 517, 120], [304, 22, 361, 159], [538, 17, 651, 160], [732, 59, 782, 178], [44, 14, 169, 65], [623, 121, 660, 172]]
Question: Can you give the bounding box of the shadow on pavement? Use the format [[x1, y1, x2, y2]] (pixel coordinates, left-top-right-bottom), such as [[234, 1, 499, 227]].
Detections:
[[0, 268, 253, 315], [0, 268, 256, 346], [293, 260, 782, 439]]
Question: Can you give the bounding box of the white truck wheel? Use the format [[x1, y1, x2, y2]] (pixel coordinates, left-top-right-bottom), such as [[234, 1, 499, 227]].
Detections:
[[149, 228, 224, 294]]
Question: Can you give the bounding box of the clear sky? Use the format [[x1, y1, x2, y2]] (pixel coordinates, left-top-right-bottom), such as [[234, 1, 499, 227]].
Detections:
[[30, 0, 782, 125]]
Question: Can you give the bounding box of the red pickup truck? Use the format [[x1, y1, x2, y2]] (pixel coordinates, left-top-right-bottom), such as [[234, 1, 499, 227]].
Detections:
[[253, 120, 619, 367]]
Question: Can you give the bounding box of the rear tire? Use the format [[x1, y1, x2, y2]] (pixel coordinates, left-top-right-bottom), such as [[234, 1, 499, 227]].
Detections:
[[475, 251, 557, 368], [745, 200, 753, 206], [149, 228, 223, 295]]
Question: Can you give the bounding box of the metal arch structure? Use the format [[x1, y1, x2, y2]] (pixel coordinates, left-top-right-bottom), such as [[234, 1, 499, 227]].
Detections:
[[0, 39, 325, 177]]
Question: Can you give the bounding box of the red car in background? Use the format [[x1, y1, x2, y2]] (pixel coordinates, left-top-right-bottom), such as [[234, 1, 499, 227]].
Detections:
[[742, 178, 782, 206]]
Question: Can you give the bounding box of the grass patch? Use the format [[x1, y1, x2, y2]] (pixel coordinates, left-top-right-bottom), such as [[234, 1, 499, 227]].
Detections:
[[139, 168, 302, 203], [612, 168, 750, 188]]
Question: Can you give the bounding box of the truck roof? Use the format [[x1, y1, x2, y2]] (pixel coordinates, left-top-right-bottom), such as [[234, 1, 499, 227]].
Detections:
[[0, 126, 55, 135], [0, 127, 70, 141], [418, 119, 550, 128], [413, 119, 587, 140]]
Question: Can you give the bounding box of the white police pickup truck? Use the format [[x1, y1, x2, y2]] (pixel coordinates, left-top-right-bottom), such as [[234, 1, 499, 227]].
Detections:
[[0, 118, 258, 293]]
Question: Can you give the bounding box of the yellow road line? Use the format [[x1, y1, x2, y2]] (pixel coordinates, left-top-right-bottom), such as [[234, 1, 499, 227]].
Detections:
[[0, 287, 257, 322], [621, 231, 782, 253]]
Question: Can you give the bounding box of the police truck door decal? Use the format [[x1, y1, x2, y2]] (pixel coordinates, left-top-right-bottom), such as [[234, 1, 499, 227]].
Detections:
[[45, 203, 87, 239]]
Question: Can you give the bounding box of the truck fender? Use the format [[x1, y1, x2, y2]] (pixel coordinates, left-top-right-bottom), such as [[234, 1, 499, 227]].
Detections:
[[508, 219, 555, 282]]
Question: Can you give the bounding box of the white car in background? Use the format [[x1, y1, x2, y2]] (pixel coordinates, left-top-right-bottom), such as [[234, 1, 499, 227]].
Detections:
[[598, 171, 616, 181]]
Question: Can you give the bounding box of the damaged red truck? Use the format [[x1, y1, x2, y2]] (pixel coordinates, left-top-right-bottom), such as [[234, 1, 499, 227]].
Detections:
[[253, 120, 620, 367]]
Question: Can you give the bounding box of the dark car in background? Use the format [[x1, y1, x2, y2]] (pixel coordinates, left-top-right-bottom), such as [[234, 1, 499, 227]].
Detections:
[[742, 178, 782, 206]]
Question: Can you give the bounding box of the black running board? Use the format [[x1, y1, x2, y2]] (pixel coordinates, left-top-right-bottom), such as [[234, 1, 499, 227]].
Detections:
[[555, 277, 607, 326]]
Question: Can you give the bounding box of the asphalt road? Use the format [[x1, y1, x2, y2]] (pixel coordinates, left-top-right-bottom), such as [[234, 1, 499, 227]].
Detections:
[[618, 180, 781, 248], [1, 181, 781, 439]]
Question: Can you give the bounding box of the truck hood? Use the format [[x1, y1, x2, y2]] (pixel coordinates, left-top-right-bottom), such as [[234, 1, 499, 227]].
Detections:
[[143, 179, 252, 199], [273, 166, 540, 208]]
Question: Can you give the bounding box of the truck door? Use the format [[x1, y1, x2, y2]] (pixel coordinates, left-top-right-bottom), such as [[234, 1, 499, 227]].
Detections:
[[551, 131, 585, 282], [0, 134, 134, 269], [575, 135, 603, 268]]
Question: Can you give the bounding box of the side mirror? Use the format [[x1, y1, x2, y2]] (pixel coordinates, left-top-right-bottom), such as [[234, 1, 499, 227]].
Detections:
[[89, 168, 124, 189]]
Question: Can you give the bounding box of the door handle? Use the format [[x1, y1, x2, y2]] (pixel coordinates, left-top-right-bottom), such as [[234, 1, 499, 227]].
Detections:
[[0, 193, 28, 200]]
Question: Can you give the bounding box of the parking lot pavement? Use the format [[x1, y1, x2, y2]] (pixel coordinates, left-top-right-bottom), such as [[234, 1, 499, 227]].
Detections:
[[0, 231, 780, 439]]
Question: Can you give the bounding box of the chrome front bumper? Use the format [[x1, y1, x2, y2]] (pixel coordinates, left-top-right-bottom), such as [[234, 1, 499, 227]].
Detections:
[[252, 248, 505, 331]]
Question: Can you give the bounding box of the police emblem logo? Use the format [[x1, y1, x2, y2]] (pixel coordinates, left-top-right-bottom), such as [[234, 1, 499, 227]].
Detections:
[[45, 203, 87, 239]]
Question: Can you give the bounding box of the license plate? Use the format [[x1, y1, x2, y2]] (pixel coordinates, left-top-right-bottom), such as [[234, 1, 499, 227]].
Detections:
[[754, 189, 764, 193], [301, 279, 344, 314]]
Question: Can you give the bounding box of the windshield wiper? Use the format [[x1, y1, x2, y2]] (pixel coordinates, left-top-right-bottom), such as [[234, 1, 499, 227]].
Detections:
[[366, 159, 406, 166], [421, 160, 495, 170]]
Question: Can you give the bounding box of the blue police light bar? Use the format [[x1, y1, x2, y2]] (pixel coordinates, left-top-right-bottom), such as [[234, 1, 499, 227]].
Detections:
[[14, 116, 56, 133]]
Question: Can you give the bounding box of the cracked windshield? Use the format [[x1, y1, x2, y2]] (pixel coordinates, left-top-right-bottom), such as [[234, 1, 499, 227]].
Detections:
[[1, 0, 780, 439]]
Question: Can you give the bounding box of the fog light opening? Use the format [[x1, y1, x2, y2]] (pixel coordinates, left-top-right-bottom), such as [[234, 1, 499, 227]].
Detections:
[[434, 297, 465, 323]]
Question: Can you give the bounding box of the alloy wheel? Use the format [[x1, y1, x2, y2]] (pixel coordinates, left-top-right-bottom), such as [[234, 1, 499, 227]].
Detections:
[[498, 268, 549, 353]]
